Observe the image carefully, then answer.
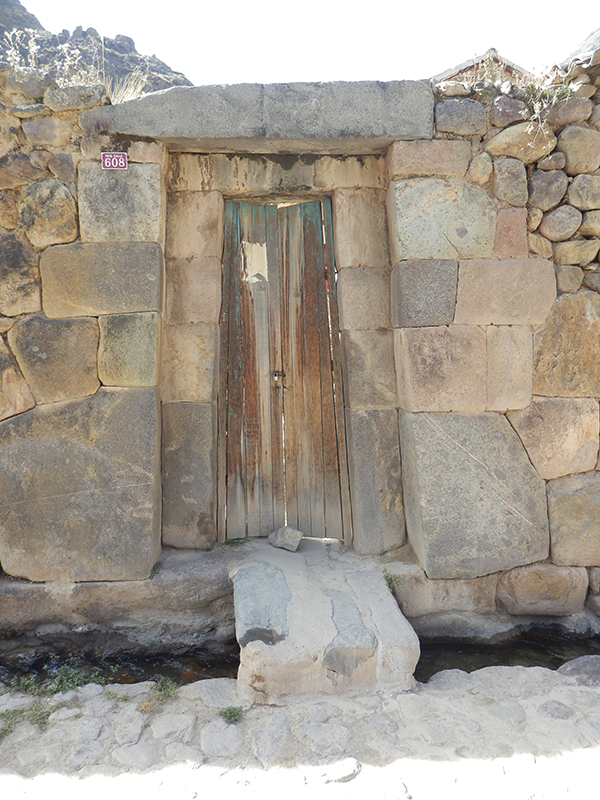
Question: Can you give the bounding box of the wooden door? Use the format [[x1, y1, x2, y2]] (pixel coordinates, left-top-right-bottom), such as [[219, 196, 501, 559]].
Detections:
[[218, 199, 351, 542]]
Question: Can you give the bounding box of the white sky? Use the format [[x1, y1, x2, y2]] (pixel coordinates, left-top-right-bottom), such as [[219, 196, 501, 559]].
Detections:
[[20, 1, 599, 87]]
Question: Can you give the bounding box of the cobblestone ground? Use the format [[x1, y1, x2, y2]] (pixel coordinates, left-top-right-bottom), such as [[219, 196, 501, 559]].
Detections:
[[2, 658, 600, 799]]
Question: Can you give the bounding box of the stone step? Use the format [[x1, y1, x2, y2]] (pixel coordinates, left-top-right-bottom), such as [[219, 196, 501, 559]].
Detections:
[[230, 539, 420, 703]]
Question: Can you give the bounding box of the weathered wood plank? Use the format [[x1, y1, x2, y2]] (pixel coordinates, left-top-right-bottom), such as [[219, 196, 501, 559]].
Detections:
[[313, 201, 343, 539], [225, 201, 247, 538], [301, 202, 326, 537], [217, 201, 235, 541], [323, 198, 353, 545], [288, 204, 312, 535], [266, 203, 285, 532]]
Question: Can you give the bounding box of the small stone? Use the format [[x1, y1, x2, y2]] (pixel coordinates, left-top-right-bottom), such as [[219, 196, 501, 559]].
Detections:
[[0, 337, 34, 421], [538, 205, 582, 241], [592, 105, 600, 131], [435, 99, 487, 135], [22, 116, 73, 147], [0, 317, 14, 333], [485, 122, 556, 164], [435, 81, 471, 97], [548, 472, 600, 566], [507, 397, 599, 480], [466, 151, 493, 185], [538, 152, 567, 170], [113, 743, 157, 769], [6, 68, 57, 101], [201, 718, 244, 757], [29, 149, 51, 169], [528, 169, 568, 210], [492, 208, 528, 258], [0, 152, 45, 189], [493, 157, 528, 206], [553, 238, 600, 266], [48, 153, 75, 184], [11, 103, 48, 119], [580, 210, 600, 237], [252, 710, 290, 767], [0, 193, 17, 229], [528, 232, 553, 258], [268, 525, 304, 552], [128, 141, 163, 163], [589, 568, 600, 594], [489, 95, 529, 127], [567, 175, 600, 210], [151, 712, 196, 743], [0, 233, 40, 316], [8, 314, 99, 404], [527, 206, 543, 231], [545, 97, 594, 129], [496, 562, 588, 615], [583, 271, 600, 293], [556, 125, 600, 175], [537, 700, 575, 719], [557, 265, 584, 292], [19, 179, 78, 248], [558, 655, 600, 684], [44, 84, 105, 111]]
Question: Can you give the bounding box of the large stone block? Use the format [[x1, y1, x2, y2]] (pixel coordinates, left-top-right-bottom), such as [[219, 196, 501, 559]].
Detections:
[[496, 563, 588, 616], [387, 178, 496, 262], [340, 330, 396, 408], [395, 326, 486, 412], [162, 402, 217, 549], [19, 180, 78, 248], [398, 411, 549, 579], [0, 388, 161, 582], [453, 258, 556, 325], [98, 312, 161, 387], [507, 397, 599, 480], [8, 315, 99, 404], [0, 337, 34, 421], [22, 116, 72, 147], [165, 257, 221, 324], [40, 242, 163, 318], [166, 191, 224, 260], [0, 233, 40, 316], [390, 259, 457, 327], [486, 325, 532, 412], [78, 162, 163, 243], [336, 267, 390, 330], [0, 153, 45, 189], [387, 140, 470, 179], [548, 472, 600, 566], [81, 80, 434, 153], [533, 291, 600, 396], [161, 323, 218, 403], [345, 409, 405, 555], [384, 561, 498, 617], [332, 189, 389, 269], [484, 122, 556, 165]]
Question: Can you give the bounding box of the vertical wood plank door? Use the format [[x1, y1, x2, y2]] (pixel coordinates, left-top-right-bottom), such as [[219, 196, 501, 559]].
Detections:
[[219, 199, 351, 542]]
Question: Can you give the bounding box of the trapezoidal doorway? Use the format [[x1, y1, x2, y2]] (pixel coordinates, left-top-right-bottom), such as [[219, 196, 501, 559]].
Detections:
[[218, 199, 351, 542]]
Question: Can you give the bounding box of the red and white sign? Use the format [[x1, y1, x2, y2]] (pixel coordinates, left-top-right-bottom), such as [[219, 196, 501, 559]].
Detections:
[[101, 152, 128, 170]]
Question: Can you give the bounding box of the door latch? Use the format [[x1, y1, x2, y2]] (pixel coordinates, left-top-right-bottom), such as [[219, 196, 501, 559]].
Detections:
[[272, 370, 286, 381]]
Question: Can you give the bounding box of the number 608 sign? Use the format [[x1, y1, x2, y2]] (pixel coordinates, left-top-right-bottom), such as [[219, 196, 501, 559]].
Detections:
[[101, 152, 128, 170]]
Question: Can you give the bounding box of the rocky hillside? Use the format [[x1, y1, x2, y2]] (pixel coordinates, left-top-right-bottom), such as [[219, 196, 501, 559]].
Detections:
[[0, 0, 191, 93], [566, 26, 600, 61]]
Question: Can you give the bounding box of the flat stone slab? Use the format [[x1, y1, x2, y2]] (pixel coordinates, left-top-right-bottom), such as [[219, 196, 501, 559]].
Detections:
[[398, 411, 550, 579], [80, 81, 434, 154], [230, 540, 419, 703]]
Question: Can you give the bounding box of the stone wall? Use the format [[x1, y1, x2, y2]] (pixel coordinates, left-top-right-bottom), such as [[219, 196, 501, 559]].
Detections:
[[1, 61, 600, 627], [0, 66, 166, 581]]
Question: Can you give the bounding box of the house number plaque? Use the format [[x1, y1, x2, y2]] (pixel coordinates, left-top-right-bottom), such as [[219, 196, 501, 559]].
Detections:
[[101, 152, 128, 170]]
